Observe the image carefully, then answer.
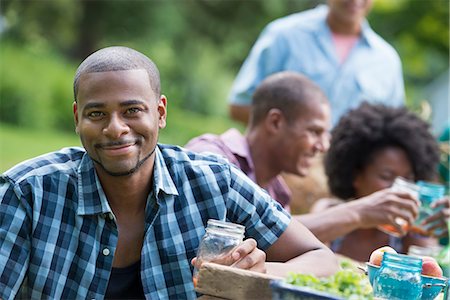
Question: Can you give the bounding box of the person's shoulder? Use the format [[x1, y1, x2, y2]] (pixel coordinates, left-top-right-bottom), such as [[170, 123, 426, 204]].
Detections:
[[364, 24, 401, 61], [267, 5, 327, 33], [159, 143, 231, 169], [2, 147, 85, 184], [157, 144, 235, 187], [184, 133, 222, 151]]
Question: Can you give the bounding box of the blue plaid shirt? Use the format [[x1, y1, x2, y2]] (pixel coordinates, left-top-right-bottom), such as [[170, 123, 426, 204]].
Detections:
[[0, 144, 290, 299]]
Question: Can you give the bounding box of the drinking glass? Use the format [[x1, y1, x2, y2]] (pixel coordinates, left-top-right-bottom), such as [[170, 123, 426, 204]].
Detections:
[[409, 181, 445, 236]]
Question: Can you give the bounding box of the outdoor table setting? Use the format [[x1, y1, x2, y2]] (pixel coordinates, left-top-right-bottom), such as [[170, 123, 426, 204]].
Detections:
[[195, 252, 449, 300], [193, 176, 450, 300]]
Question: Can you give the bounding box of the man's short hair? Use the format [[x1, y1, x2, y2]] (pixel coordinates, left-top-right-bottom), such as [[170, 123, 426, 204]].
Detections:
[[73, 46, 160, 101], [249, 71, 327, 126]]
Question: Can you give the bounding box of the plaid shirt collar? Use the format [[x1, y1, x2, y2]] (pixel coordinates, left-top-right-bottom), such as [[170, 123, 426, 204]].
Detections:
[[76, 145, 179, 216]]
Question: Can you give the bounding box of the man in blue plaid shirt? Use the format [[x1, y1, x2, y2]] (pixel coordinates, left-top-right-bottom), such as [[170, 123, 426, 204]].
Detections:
[[0, 46, 338, 299]]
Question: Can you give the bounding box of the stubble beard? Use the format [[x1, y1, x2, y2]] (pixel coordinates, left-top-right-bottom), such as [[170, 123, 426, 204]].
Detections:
[[91, 144, 157, 177]]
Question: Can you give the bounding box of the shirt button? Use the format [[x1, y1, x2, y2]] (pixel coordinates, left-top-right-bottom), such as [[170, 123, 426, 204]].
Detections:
[[102, 248, 110, 256]]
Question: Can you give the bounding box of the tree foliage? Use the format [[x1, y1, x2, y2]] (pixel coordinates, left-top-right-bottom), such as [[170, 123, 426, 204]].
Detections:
[[0, 0, 448, 131]]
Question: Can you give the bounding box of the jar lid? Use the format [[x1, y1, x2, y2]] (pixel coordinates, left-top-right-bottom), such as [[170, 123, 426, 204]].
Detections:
[[206, 219, 245, 236], [382, 252, 423, 271], [417, 181, 445, 201]]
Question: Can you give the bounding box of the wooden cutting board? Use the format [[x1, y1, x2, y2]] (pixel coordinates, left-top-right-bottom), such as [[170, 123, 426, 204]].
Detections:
[[195, 263, 283, 299]]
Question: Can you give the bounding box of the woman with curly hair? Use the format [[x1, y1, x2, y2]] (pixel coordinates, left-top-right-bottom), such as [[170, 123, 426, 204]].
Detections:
[[313, 102, 448, 261]]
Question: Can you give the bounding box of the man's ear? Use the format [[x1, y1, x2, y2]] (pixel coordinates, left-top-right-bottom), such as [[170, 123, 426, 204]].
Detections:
[[158, 95, 168, 129], [73, 101, 79, 134], [264, 108, 284, 134]]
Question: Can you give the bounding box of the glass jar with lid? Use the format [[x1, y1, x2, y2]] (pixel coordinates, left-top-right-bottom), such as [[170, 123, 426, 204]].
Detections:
[[193, 219, 245, 286], [372, 252, 423, 300]]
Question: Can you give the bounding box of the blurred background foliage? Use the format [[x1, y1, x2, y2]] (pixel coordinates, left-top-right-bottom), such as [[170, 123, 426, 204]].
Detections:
[[0, 0, 449, 171]]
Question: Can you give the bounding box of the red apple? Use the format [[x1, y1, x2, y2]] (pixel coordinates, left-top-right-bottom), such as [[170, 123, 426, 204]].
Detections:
[[421, 256, 443, 278], [369, 246, 397, 266]]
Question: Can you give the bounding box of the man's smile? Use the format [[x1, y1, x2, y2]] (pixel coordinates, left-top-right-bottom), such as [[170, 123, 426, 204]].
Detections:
[[95, 140, 139, 156]]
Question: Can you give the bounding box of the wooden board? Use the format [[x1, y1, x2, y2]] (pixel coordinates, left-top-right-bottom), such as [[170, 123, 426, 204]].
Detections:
[[195, 263, 283, 300]]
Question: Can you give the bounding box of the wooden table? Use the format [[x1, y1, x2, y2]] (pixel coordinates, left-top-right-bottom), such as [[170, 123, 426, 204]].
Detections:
[[195, 263, 283, 299]]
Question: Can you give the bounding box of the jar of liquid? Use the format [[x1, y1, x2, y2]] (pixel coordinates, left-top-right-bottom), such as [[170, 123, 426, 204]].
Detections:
[[410, 181, 445, 235], [378, 177, 420, 237], [193, 219, 245, 287], [372, 252, 423, 300]]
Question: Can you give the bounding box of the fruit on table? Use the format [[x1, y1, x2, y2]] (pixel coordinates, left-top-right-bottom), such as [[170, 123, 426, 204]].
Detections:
[[421, 256, 443, 277], [368, 246, 397, 266]]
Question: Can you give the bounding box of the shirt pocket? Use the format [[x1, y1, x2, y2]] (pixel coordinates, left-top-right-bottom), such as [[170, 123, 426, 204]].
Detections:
[[163, 236, 198, 262], [356, 67, 393, 102], [158, 239, 198, 284], [289, 55, 331, 84]]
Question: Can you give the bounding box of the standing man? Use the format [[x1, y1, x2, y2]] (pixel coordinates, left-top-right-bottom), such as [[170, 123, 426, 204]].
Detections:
[[229, 0, 405, 126], [0, 46, 338, 300]]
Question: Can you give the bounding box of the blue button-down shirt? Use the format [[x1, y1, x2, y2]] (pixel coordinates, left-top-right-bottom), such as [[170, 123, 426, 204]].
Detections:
[[229, 5, 405, 126], [0, 145, 290, 299]]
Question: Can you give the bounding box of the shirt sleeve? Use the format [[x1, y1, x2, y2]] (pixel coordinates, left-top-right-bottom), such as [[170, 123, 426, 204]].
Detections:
[[185, 138, 229, 159], [224, 165, 291, 251], [0, 178, 30, 300], [228, 25, 289, 106]]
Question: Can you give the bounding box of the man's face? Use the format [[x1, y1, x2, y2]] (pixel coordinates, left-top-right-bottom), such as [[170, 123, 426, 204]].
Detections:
[[73, 69, 167, 177], [328, 0, 373, 26], [276, 101, 331, 177]]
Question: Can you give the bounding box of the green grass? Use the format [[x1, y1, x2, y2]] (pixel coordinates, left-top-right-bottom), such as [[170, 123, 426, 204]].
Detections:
[[0, 124, 81, 172]]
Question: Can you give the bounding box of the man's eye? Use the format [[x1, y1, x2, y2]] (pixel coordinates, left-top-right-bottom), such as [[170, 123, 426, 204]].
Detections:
[[309, 129, 321, 136], [126, 107, 142, 114], [88, 111, 104, 118]]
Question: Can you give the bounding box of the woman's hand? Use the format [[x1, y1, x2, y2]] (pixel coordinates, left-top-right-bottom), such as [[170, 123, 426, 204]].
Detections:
[[356, 189, 420, 232], [421, 196, 450, 238]]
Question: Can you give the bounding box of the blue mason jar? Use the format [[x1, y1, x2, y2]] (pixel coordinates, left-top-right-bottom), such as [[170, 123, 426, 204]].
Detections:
[[411, 181, 446, 235], [372, 252, 423, 300]]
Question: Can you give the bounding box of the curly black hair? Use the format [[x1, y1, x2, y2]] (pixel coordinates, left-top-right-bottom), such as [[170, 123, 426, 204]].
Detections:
[[325, 102, 440, 200]]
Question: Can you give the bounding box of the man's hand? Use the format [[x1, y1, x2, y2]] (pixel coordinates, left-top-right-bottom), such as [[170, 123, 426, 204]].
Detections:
[[355, 188, 420, 232], [422, 196, 450, 238], [191, 238, 267, 273], [229, 238, 266, 272]]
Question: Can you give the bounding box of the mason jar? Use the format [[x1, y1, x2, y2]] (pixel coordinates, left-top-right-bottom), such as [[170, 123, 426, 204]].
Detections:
[[410, 181, 445, 235], [193, 219, 245, 286], [372, 252, 423, 300]]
